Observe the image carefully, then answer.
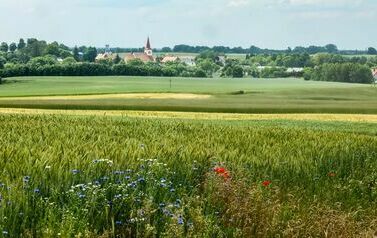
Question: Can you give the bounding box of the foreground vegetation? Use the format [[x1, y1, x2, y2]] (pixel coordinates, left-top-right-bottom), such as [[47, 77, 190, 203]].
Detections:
[[0, 114, 376, 237], [0, 77, 376, 114]]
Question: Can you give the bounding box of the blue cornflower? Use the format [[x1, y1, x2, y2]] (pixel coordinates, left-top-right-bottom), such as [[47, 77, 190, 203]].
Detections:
[[114, 194, 122, 199], [163, 209, 173, 217], [178, 215, 184, 225], [94, 180, 101, 186], [34, 188, 40, 194], [113, 171, 124, 175], [23, 176, 31, 183], [0, 183, 4, 187], [115, 221, 122, 225], [169, 188, 176, 193], [78, 193, 86, 199], [71, 169, 80, 175], [137, 177, 145, 183], [2, 230, 8, 235], [160, 183, 167, 188], [129, 182, 137, 188], [174, 199, 181, 208], [159, 202, 166, 208], [125, 176, 131, 180], [101, 176, 109, 181]]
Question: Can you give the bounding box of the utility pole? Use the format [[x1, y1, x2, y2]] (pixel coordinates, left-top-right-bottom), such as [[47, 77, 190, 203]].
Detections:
[[169, 79, 172, 90]]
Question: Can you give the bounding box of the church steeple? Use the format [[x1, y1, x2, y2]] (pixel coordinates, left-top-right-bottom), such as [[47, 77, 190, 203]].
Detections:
[[146, 37, 151, 50], [144, 37, 153, 56]]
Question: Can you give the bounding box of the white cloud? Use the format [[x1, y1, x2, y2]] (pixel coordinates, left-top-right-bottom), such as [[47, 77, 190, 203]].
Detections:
[[228, 0, 251, 7]]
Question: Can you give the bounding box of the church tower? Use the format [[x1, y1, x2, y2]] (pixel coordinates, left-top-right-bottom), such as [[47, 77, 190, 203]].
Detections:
[[144, 37, 153, 56]]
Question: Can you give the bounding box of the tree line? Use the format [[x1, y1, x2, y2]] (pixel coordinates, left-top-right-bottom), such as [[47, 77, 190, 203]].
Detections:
[[303, 63, 374, 84], [107, 44, 377, 56], [1, 38, 376, 84]]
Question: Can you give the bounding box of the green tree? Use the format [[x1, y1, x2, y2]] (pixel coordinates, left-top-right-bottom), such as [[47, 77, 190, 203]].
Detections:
[[0, 56, 6, 69], [197, 59, 220, 76], [367, 47, 377, 55], [28, 55, 57, 68], [73, 46, 80, 61], [232, 65, 244, 78], [0, 42, 9, 52], [83, 47, 97, 62], [17, 38, 26, 50], [325, 44, 338, 54], [113, 54, 121, 64], [44, 42, 61, 57], [25, 39, 47, 57], [9, 43, 17, 52], [62, 57, 77, 65]]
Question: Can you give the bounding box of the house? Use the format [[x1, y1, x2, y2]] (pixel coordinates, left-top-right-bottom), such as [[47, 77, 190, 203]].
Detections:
[[286, 67, 304, 73], [95, 52, 116, 61], [161, 56, 179, 63], [372, 68, 377, 78], [124, 37, 155, 63], [179, 56, 196, 66], [160, 55, 196, 66]]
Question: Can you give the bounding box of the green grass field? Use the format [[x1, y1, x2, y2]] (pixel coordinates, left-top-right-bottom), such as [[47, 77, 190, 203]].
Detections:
[[1, 76, 376, 113], [0, 114, 376, 237]]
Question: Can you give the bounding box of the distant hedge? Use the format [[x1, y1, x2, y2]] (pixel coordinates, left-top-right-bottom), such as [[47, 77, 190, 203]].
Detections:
[[304, 63, 374, 84], [0, 63, 206, 78]]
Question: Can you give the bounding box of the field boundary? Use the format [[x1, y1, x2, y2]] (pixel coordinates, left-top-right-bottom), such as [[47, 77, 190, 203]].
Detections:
[[1, 108, 377, 123]]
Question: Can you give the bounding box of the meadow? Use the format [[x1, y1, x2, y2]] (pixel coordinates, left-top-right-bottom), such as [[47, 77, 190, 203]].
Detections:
[[0, 113, 377, 237], [0, 76, 376, 113]]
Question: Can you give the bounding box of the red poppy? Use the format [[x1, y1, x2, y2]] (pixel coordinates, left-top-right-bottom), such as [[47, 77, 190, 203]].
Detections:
[[221, 171, 230, 179], [213, 167, 230, 180], [214, 167, 226, 174], [328, 172, 336, 177], [262, 180, 272, 187]]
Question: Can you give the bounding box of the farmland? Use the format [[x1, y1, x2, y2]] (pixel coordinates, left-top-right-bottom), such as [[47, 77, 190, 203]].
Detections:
[[0, 76, 376, 113], [0, 76, 377, 237], [0, 113, 376, 237]]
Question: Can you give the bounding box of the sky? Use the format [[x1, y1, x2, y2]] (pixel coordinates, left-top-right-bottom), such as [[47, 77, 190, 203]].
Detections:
[[0, 0, 376, 49]]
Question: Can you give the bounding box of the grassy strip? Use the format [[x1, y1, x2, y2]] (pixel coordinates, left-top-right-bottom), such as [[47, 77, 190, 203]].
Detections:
[[1, 108, 377, 123]]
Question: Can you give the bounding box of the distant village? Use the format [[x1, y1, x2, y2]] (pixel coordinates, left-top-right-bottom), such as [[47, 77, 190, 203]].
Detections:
[[95, 38, 200, 67], [94, 38, 377, 81]]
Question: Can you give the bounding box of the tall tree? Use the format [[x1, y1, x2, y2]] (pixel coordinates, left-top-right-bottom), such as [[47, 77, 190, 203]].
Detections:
[[0, 42, 9, 52], [9, 43, 17, 52], [83, 47, 97, 62], [73, 46, 80, 61], [17, 38, 26, 50], [325, 44, 338, 54], [113, 54, 121, 64], [0, 56, 6, 69], [367, 47, 377, 55], [44, 42, 60, 57]]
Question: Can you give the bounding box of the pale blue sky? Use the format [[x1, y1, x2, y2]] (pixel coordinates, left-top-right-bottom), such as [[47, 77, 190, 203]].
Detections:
[[0, 0, 376, 49]]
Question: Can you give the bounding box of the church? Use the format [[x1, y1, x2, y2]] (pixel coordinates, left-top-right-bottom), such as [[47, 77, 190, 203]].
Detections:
[[124, 37, 155, 63]]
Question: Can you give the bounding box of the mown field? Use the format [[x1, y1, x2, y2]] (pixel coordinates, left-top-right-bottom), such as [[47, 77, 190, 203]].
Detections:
[[0, 76, 376, 113], [0, 113, 376, 237]]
